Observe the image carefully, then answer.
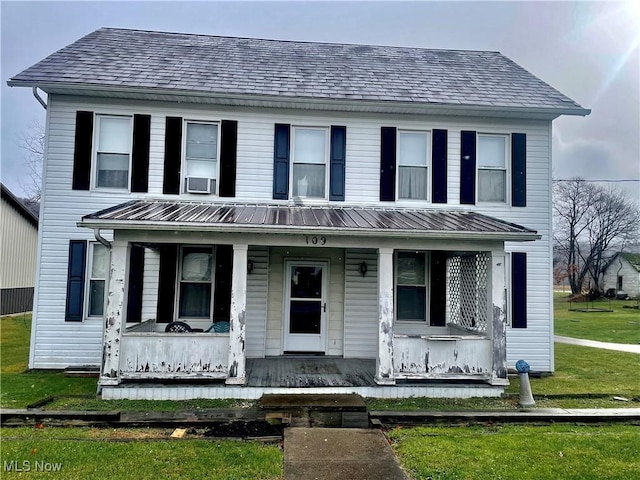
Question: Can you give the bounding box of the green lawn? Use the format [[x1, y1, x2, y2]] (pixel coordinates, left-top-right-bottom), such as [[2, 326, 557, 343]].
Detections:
[[388, 424, 640, 480], [554, 293, 640, 344], [0, 427, 282, 480]]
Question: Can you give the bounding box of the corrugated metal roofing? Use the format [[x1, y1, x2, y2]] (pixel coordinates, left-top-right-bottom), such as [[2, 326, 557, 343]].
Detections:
[[80, 200, 539, 240], [9, 28, 588, 115]]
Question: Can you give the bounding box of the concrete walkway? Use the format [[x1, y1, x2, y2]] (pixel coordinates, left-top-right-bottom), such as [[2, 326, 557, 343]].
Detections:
[[555, 335, 640, 354], [284, 427, 408, 480]]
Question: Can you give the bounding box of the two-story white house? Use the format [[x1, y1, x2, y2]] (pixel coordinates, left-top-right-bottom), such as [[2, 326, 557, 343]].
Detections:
[[8, 28, 589, 399]]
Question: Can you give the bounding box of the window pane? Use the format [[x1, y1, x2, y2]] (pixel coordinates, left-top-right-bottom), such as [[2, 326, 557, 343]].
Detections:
[[478, 170, 506, 202], [98, 117, 130, 153], [478, 135, 506, 168], [89, 280, 105, 316], [399, 132, 428, 166], [186, 159, 217, 178], [179, 283, 211, 318], [398, 166, 428, 200], [290, 266, 322, 299], [294, 129, 326, 164], [97, 153, 129, 188], [397, 252, 425, 285], [92, 244, 109, 278], [289, 300, 321, 334], [186, 123, 218, 160], [181, 250, 212, 281], [293, 164, 325, 197], [397, 285, 426, 321]]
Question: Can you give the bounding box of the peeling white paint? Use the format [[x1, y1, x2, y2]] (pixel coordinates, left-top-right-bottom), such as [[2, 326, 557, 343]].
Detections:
[[376, 248, 395, 385], [490, 252, 508, 384], [227, 244, 248, 385], [99, 241, 129, 386]]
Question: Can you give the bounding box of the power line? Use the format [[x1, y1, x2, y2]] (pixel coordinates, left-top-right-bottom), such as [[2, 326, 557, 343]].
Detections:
[[552, 179, 640, 183]]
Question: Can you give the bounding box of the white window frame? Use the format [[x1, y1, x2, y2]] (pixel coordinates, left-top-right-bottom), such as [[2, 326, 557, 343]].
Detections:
[[182, 120, 221, 195], [175, 245, 215, 321], [476, 133, 510, 204], [85, 242, 110, 319], [396, 130, 431, 202], [395, 251, 430, 323], [290, 126, 330, 201], [92, 114, 133, 191]]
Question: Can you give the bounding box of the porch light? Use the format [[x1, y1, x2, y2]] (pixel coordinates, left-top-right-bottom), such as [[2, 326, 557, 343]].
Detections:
[[359, 261, 368, 277], [247, 259, 254, 274]]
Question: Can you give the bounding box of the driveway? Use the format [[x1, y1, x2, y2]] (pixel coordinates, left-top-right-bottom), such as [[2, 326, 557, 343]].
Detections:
[[555, 335, 640, 354]]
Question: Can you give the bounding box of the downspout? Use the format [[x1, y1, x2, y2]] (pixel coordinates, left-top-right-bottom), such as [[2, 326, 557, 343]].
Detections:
[[32, 87, 47, 110], [94, 229, 111, 249]]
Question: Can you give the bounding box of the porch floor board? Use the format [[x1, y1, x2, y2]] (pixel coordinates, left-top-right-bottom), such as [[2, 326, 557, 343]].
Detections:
[[246, 358, 376, 388]]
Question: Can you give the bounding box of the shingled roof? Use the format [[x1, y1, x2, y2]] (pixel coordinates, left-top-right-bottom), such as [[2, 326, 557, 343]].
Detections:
[[9, 27, 589, 117]]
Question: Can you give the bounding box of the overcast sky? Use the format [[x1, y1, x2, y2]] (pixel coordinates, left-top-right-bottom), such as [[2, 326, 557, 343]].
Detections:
[[1, 1, 639, 202]]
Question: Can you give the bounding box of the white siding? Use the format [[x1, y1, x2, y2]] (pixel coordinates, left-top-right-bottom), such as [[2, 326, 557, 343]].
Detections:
[[1, 198, 38, 288], [246, 246, 268, 357], [343, 249, 378, 358], [32, 94, 554, 371], [141, 248, 159, 321], [603, 258, 640, 298]]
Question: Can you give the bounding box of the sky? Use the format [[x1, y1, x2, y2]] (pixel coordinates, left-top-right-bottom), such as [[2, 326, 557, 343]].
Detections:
[[1, 0, 639, 203]]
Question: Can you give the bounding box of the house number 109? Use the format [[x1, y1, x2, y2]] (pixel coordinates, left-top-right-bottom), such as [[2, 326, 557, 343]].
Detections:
[[305, 236, 327, 245]]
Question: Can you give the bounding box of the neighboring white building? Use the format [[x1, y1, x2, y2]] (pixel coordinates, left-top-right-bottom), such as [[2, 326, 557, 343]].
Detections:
[[1, 184, 39, 315], [8, 28, 589, 399], [603, 253, 640, 299]]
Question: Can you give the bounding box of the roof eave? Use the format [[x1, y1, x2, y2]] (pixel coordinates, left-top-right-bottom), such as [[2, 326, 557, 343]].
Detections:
[[77, 218, 541, 242], [7, 80, 591, 118]]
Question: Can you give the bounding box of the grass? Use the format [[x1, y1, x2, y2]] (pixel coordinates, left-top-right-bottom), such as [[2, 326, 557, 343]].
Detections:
[[554, 293, 640, 344], [0, 427, 282, 480], [388, 424, 640, 480]]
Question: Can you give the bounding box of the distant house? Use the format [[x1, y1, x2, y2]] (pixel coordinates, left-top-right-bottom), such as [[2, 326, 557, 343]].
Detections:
[[603, 253, 640, 299], [1, 184, 39, 315]]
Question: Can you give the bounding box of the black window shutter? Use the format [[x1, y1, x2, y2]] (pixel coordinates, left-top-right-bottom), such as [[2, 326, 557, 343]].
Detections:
[[126, 245, 145, 322], [219, 120, 238, 197], [163, 117, 182, 195], [432, 129, 448, 203], [273, 124, 290, 200], [72, 111, 94, 190], [329, 126, 346, 201], [460, 130, 476, 205], [131, 114, 151, 193], [65, 240, 87, 321], [156, 245, 178, 323], [430, 251, 447, 326], [213, 245, 233, 322], [380, 127, 396, 201], [512, 252, 527, 328], [511, 133, 527, 207]]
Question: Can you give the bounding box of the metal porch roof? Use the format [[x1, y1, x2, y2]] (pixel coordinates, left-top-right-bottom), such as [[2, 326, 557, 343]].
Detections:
[[80, 201, 540, 241]]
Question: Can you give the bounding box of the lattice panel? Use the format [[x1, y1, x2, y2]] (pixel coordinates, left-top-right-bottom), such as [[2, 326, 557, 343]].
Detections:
[[447, 253, 488, 333]]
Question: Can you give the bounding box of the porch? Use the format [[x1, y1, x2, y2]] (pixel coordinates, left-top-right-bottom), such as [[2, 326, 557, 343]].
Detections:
[[102, 356, 506, 400]]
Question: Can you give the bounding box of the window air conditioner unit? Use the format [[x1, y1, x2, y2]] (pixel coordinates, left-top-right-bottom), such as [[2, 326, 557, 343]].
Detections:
[[186, 177, 214, 194]]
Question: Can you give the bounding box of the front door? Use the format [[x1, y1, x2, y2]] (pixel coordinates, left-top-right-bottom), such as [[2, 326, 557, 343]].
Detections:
[[284, 261, 328, 353]]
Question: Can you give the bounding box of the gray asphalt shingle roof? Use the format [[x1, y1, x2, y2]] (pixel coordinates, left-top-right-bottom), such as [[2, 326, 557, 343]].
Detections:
[[10, 28, 587, 114]]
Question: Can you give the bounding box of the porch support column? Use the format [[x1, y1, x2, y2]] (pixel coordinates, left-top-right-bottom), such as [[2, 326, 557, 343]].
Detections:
[[99, 241, 130, 387], [376, 247, 395, 385], [226, 243, 248, 385], [489, 251, 508, 385]]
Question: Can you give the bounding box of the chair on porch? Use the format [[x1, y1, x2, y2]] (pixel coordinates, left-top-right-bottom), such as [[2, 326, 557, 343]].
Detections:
[[164, 321, 193, 333]]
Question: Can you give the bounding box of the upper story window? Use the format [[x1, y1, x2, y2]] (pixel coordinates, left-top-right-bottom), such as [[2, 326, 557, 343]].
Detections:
[[87, 242, 109, 318], [477, 134, 508, 203], [398, 131, 430, 201], [95, 115, 132, 189], [291, 127, 329, 199], [396, 251, 429, 322], [184, 121, 219, 194]]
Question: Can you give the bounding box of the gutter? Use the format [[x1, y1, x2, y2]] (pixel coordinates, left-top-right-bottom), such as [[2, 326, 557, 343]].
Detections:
[[7, 80, 592, 118], [32, 87, 47, 109]]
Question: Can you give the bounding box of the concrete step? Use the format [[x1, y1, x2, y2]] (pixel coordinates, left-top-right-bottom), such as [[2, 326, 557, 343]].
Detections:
[[260, 393, 367, 411]]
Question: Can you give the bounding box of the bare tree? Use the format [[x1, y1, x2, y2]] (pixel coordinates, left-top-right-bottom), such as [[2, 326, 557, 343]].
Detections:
[[18, 119, 45, 203], [553, 178, 640, 294]]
